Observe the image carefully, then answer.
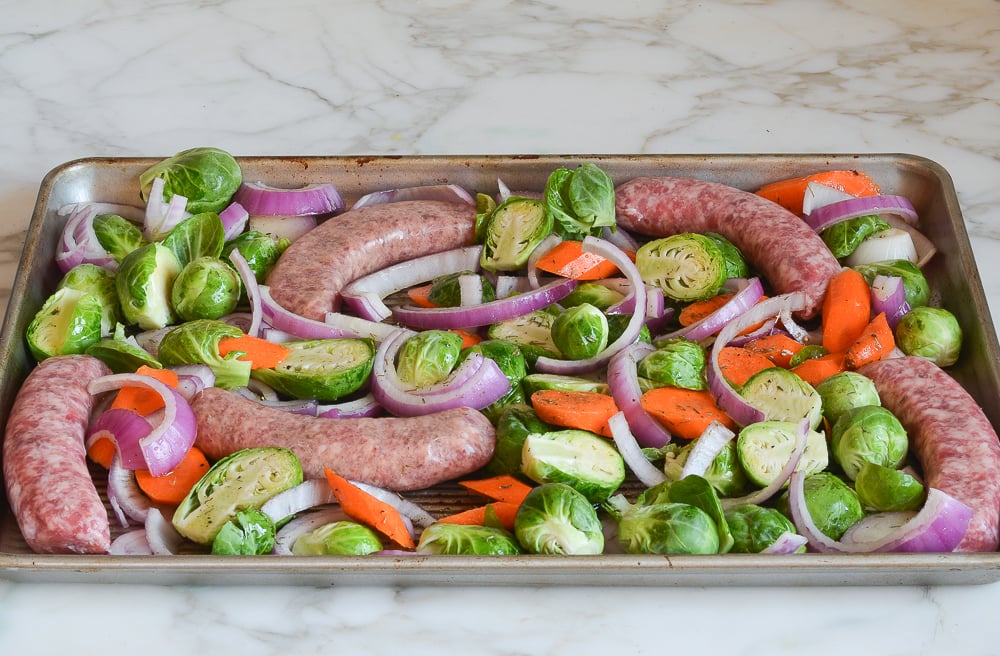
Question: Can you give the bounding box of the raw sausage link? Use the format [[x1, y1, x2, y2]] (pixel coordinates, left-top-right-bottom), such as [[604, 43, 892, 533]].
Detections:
[[858, 356, 1000, 552], [266, 200, 477, 320], [191, 387, 496, 491], [2, 355, 111, 554], [614, 176, 842, 319]]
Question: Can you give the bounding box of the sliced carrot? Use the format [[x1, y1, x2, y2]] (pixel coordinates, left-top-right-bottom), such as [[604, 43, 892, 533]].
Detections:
[[742, 333, 805, 369], [407, 284, 438, 308], [821, 268, 872, 354], [87, 435, 116, 469], [134, 446, 211, 505], [530, 389, 620, 438], [755, 170, 882, 215], [450, 328, 483, 349], [436, 501, 521, 531], [217, 334, 291, 370], [110, 365, 180, 415], [324, 468, 416, 549], [533, 240, 626, 280], [716, 346, 777, 387], [846, 312, 895, 370], [790, 351, 847, 387], [458, 474, 534, 506], [640, 387, 736, 441], [678, 293, 734, 327]]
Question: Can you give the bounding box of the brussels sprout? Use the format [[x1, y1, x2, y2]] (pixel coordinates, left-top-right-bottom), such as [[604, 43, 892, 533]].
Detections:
[[173, 447, 303, 545], [544, 163, 616, 240], [521, 429, 626, 504], [86, 323, 162, 373], [417, 522, 523, 555], [139, 147, 243, 215], [395, 330, 462, 388], [853, 462, 926, 512], [830, 405, 908, 481], [814, 371, 881, 426], [157, 319, 251, 389], [704, 232, 749, 279], [637, 338, 706, 391], [853, 259, 930, 308], [663, 439, 747, 497], [778, 471, 864, 540], [480, 197, 554, 272], [513, 483, 604, 555], [426, 270, 496, 307], [560, 282, 626, 311], [617, 502, 720, 555], [473, 193, 497, 243], [607, 313, 652, 345], [292, 520, 383, 556], [725, 504, 804, 554], [161, 212, 226, 268], [252, 338, 375, 402], [171, 256, 242, 321], [211, 508, 276, 555], [487, 310, 560, 365], [636, 233, 728, 302], [56, 263, 121, 335], [115, 242, 182, 330], [894, 306, 963, 367], [738, 367, 823, 429], [221, 229, 290, 283], [551, 303, 609, 360], [26, 287, 104, 361], [655, 474, 734, 553], [486, 405, 556, 476], [821, 215, 891, 259], [521, 373, 609, 397], [736, 420, 829, 488], [458, 339, 527, 423], [93, 213, 146, 262]]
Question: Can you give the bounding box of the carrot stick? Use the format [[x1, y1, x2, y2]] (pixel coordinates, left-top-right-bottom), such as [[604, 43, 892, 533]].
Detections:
[[436, 501, 521, 531], [821, 268, 872, 354], [755, 170, 881, 215], [324, 468, 416, 549], [458, 474, 534, 506], [86, 435, 116, 469], [135, 446, 211, 505], [639, 387, 736, 440], [110, 365, 180, 415], [530, 389, 620, 438], [407, 284, 438, 308], [742, 333, 805, 369], [790, 351, 847, 387], [533, 240, 627, 280], [217, 334, 291, 370], [845, 312, 895, 370], [716, 346, 777, 387]]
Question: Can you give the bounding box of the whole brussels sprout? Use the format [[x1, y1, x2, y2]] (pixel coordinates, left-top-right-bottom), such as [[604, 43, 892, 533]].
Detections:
[[637, 337, 706, 391], [514, 483, 604, 555], [617, 502, 720, 555], [544, 163, 616, 240], [458, 339, 527, 423], [171, 256, 242, 321], [636, 233, 728, 302], [26, 287, 104, 361], [894, 306, 963, 367], [480, 197, 554, 272], [487, 310, 560, 365], [222, 229, 289, 283], [416, 523, 523, 555], [115, 242, 182, 330], [395, 330, 463, 388], [292, 520, 383, 556], [551, 303, 609, 360], [725, 504, 804, 554], [93, 213, 146, 263], [139, 147, 243, 215], [853, 462, 926, 512], [830, 405, 908, 481], [427, 270, 496, 307], [560, 282, 626, 311], [211, 508, 276, 555], [161, 212, 226, 268], [778, 472, 864, 540], [815, 371, 881, 426]]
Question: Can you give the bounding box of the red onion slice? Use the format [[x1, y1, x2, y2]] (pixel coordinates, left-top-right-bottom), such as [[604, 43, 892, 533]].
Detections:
[[257, 285, 359, 339], [606, 342, 672, 448], [882, 214, 937, 268], [274, 507, 352, 555], [870, 275, 911, 330], [656, 278, 765, 343], [317, 393, 383, 418], [760, 531, 809, 555], [219, 201, 249, 241], [143, 177, 190, 239], [261, 479, 338, 524], [805, 194, 918, 232], [86, 408, 153, 470], [247, 214, 318, 243], [527, 234, 563, 289], [608, 412, 667, 487], [235, 181, 344, 216], [228, 248, 263, 337], [55, 203, 117, 273], [110, 530, 154, 556], [351, 184, 475, 210], [107, 451, 151, 527], [145, 507, 186, 556], [719, 419, 809, 511], [680, 421, 736, 479], [801, 181, 855, 216]]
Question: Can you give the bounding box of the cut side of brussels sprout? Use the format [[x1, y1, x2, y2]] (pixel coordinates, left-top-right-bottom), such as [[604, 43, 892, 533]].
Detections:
[[251, 338, 375, 402], [480, 197, 554, 272], [738, 367, 823, 429], [116, 242, 182, 330], [736, 420, 829, 488], [635, 233, 728, 302], [26, 287, 104, 361], [487, 310, 561, 365], [521, 373, 609, 396], [57, 262, 121, 335], [521, 429, 626, 504]]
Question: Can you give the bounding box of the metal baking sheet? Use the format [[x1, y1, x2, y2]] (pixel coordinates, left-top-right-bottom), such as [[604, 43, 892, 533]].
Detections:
[[2, 153, 999, 586]]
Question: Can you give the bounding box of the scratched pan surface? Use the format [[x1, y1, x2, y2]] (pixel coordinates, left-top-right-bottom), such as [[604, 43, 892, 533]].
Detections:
[[2, 153, 999, 586]]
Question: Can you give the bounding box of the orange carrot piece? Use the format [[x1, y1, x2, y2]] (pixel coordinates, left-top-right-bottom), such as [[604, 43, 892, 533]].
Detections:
[[742, 333, 805, 369], [324, 468, 416, 549], [846, 312, 895, 370], [716, 346, 777, 387], [407, 284, 438, 308], [110, 365, 179, 415], [821, 268, 872, 354], [217, 334, 291, 370], [87, 435, 116, 469], [533, 240, 626, 280], [640, 387, 736, 440], [678, 293, 734, 327], [530, 389, 620, 438], [135, 446, 211, 505], [450, 328, 483, 349], [755, 170, 881, 215], [458, 474, 534, 506], [791, 351, 847, 387], [436, 501, 521, 531]]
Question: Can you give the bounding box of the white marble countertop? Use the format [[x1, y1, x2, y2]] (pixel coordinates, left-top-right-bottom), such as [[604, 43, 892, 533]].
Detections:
[[2, 0, 1000, 653]]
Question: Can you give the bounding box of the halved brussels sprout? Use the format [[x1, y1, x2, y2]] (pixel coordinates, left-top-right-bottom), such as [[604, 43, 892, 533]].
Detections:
[[738, 367, 823, 429], [560, 282, 626, 311], [487, 310, 560, 365], [292, 520, 384, 556], [736, 420, 829, 488], [427, 270, 496, 307], [222, 229, 290, 283], [521, 373, 609, 397], [93, 213, 146, 262], [514, 482, 604, 555], [830, 405, 908, 481], [480, 197, 554, 272], [395, 330, 462, 388], [853, 259, 930, 308], [853, 462, 926, 512], [86, 323, 162, 373], [814, 371, 881, 426], [637, 338, 706, 391], [139, 147, 243, 215], [543, 162, 616, 240], [56, 263, 121, 335], [473, 193, 497, 244], [821, 215, 891, 259], [704, 232, 749, 279], [417, 522, 523, 555], [211, 508, 276, 555], [725, 503, 804, 554], [458, 339, 527, 423], [173, 447, 303, 545], [115, 242, 182, 330], [663, 439, 747, 497], [551, 303, 609, 360], [161, 212, 226, 268], [635, 233, 728, 302], [521, 429, 626, 504], [486, 405, 556, 477], [171, 256, 242, 321], [777, 471, 863, 540], [251, 338, 375, 402], [894, 306, 962, 367], [157, 319, 250, 389], [26, 287, 104, 361], [616, 502, 720, 555]]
